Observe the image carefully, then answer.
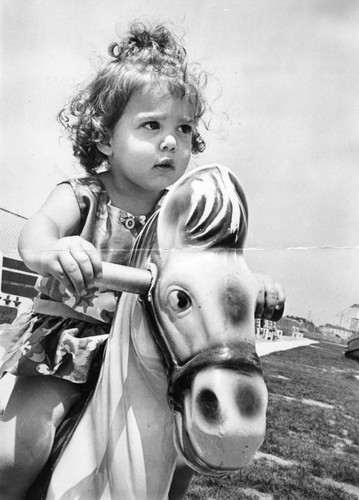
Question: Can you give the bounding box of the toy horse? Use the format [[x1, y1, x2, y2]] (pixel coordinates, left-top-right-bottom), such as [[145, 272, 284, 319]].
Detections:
[[32, 164, 268, 499]]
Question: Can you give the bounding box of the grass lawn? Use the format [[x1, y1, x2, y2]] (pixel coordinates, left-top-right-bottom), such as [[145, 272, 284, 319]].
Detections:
[[185, 340, 359, 500]]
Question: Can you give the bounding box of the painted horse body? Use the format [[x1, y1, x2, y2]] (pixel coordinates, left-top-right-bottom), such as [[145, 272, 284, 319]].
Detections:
[[43, 165, 268, 499]]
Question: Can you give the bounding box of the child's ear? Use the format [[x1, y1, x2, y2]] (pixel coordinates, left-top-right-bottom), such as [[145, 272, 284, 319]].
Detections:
[[96, 136, 113, 156]]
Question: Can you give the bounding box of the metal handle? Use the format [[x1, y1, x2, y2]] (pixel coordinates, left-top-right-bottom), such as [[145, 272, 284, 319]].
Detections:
[[95, 262, 152, 295]]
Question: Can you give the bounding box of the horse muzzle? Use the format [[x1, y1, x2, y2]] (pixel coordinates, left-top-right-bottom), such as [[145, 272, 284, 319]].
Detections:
[[170, 348, 268, 475]]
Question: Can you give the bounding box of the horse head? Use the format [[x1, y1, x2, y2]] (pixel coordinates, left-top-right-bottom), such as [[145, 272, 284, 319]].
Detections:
[[131, 165, 268, 475]]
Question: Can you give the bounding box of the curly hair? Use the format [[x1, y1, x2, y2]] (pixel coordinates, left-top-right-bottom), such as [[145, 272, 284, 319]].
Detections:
[[58, 22, 207, 174]]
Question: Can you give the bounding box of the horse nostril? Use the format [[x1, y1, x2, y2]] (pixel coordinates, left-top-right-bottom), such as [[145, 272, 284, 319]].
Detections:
[[235, 385, 262, 418], [196, 389, 223, 424]]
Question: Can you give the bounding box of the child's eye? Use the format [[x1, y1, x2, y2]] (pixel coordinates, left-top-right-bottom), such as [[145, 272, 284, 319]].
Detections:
[[179, 124, 193, 134], [143, 121, 160, 131]]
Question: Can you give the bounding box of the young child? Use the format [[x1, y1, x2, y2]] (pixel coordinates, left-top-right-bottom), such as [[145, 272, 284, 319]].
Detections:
[[0, 22, 284, 499]]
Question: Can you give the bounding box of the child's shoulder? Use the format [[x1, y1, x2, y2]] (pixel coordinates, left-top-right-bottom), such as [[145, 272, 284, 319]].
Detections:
[[58, 175, 109, 213], [59, 175, 107, 198], [65, 175, 105, 192]]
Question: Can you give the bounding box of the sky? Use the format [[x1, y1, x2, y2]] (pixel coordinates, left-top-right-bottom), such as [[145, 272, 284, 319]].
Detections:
[[1, 0, 359, 326]]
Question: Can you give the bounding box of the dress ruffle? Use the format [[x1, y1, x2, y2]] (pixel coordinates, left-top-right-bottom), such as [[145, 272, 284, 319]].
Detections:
[[0, 312, 110, 383]]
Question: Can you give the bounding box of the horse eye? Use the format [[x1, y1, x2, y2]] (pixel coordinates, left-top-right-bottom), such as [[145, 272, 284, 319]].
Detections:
[[168, 290, 191, 312]]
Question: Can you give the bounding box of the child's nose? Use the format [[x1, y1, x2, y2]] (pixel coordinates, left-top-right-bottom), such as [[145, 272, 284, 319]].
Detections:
[[160, 134, 177, 152]]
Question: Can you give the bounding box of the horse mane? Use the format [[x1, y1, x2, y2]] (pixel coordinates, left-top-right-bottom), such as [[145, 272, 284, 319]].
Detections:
[[130, 164, 248, 268], [158, 164, 248, 250]]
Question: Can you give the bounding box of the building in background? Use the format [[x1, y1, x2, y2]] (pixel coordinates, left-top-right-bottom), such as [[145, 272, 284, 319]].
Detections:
[[319, 323, 352, 343], [0, 208, 38, 327], [315, 304, 359, 345], [335, 305, 359, 334]]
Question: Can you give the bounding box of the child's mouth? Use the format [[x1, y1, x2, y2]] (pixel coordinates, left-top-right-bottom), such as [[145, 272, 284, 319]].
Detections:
[[154, 160, 174, 170]]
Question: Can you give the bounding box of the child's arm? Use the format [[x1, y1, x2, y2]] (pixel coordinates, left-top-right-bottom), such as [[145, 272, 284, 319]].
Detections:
[[19, 184, 102, 297], [254, 273, 285, 321]]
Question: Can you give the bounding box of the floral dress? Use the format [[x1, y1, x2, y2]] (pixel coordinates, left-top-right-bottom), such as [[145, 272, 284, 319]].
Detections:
[[0, 176, 157, 384]]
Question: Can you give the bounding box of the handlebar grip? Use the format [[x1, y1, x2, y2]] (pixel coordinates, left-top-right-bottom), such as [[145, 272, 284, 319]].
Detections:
[[95, 262, 152, 295]]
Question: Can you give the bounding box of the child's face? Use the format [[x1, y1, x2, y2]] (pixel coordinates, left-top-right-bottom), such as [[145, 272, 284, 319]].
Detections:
[[101, 86, 195, 195]]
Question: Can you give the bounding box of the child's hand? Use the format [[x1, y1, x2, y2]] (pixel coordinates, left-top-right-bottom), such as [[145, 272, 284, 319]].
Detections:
[[254, 274, 285, 321], [39, 236, 103, 297]]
